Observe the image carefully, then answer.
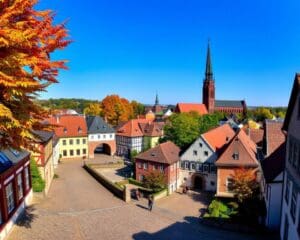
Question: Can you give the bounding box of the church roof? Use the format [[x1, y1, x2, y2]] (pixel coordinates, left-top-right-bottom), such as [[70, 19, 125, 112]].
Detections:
[[215, 100, 245, 108], [175, 103, 208, 115]]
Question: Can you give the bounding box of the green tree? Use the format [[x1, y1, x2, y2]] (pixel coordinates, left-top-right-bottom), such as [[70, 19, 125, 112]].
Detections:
[[143, 171, 166, 191], [131, 100, 145, 118], [198, 113, 221, 134], [84, 102, 102, 116], [162, 113, 201, 149], [253, 108, 274, 122]]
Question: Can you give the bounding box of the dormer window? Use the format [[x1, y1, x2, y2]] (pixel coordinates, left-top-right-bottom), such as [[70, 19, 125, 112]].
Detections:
[[233, 152, 239, 160], [63, 128, 67, 134], [78, 127, 82, 133], [226, 137, 229, 142]]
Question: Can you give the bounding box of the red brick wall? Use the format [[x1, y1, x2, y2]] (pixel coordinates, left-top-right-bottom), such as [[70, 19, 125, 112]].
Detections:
[[215, 106, 244, 114], [135, 159, 179, 185], [88, 140, 116, 158], [217, 168, 235, 194]]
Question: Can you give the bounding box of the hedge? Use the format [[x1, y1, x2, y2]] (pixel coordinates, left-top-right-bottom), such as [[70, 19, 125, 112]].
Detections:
[[128, 178, 144, 187], [83, 164, 124, 199], [30, 158, 45, 192]]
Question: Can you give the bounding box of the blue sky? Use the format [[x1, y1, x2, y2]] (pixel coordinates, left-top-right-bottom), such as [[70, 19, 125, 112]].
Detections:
[[37, 0, 300, 106]]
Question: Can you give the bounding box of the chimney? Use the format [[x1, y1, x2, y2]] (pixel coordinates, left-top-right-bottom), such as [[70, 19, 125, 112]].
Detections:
[[56, 115, 60, 124]]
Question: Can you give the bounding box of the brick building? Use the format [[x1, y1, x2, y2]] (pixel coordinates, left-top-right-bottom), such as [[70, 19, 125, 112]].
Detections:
[[215, 129, 260, 198], [0, 149, 32, 240], [86, 116, 116, 158], [135, 141, 180, 193]]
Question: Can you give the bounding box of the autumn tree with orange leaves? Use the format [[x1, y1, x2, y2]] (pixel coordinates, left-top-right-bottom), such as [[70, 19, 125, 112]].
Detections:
[[101, 95, 133, 126], [0, 0, 70, 150], [231, 168, 260, 203]]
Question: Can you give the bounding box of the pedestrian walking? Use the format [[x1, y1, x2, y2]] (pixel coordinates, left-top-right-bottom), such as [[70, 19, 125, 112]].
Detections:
[[148, 195, 153, 211]]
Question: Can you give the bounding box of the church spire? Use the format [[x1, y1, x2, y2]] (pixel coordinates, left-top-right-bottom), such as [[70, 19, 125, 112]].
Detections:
[[155, 92, 159, 105], [205, 41, 213, 80]]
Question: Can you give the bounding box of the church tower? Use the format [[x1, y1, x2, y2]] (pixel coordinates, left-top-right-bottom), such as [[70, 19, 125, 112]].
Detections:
[[202, 42, 215, 113]]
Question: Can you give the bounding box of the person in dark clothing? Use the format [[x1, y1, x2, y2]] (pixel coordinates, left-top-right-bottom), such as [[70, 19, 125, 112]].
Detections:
[[148, 196, 153, 211]]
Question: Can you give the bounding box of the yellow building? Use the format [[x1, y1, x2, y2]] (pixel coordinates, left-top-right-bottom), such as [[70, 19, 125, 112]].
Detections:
[[47, 115, 88, 160], [140, 122, 165, 150]]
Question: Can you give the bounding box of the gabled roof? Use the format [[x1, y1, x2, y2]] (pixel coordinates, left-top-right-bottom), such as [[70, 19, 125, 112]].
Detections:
[[261, 143, 285, 183], [135, 141, 180, 165], [215, 100, 245, 108], [202, 124, 235, 153], [139, 122, 164, 137], [86, 116, 115, 134], [116, 119, 152, 137], [32, 130, 54, 144], [46, 115, 88, 138], [215, 129, 259, 167], [248, 128, 264, 147], [175, 103, 208, 115], [283, 73, 300, 131], [265, 120, 285, 156]]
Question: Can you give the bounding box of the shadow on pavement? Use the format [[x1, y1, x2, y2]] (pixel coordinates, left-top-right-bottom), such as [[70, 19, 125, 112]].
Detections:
[[15, 205, 37, 228]]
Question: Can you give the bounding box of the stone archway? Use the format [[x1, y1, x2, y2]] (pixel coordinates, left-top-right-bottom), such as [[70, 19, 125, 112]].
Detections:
[[88, 140, 116, 158]]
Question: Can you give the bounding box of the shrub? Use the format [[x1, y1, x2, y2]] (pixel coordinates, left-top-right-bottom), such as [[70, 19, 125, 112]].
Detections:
[[143, 171, 166, 192], [30, 158, 45, 192], [204, 199, 238, 219]]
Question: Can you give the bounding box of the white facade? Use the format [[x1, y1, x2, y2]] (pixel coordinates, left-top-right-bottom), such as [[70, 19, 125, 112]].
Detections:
[[52, 141, 60, 168], [280, 79, 300, 240], [264, 172, 283, 229], [180, 136, 217, 191], [88, 133, 115, 141], [116, 135, 143, 158]]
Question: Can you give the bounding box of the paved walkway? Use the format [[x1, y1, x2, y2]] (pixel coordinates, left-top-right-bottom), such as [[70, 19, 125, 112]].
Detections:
[[9, 159, 271, 240]]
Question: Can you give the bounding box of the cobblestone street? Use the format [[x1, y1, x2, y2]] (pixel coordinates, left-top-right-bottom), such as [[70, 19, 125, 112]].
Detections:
[[9, 158, 268, 240]]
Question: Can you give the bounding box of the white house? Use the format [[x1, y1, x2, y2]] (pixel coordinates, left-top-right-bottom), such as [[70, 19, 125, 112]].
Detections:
[[261, 120, 285, 230], [180, 124, 235, 191], [280, 74, 300, 240]]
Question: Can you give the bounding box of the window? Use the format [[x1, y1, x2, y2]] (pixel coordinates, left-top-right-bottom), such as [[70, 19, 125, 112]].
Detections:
[[139, 175, 145, 182], [63, 127, 67, 134], [203, 164, 209, 172], [210, 165, 217, 173], [138, 162, 142, 169], [154, 164, 159, 170], [180, 161, 185, 169], [103, 135, 106, 139], [210, 181, 215, 186], [69, 139, 73, 145], [76, 139, 80, 145], [70, 150, 74, 156], [83, 139, 86, 144], [233, 152, 239, 160], [199, 142, 203, 148], [110, 134, 112, 138], [98, 135, 101, 139], [76, 149, 80, 156], [197, 163, 203, 172], [63, 150, 67, 157], [191, 163, 196, 170], [160, 165, 164, 172], [285, 179, 290, 204], [204, 151, 208, 157], [226, 178, 234, 192], [62, 140, 66, 146], [291, 186, 297, 222], [78, 127, 82, 133], [83, 149, 87, 155], [91, 135, 94, 140], [143, 163, 148, 170], [193, 150, 197, 156], [17, 174, 23, 200], [24, 167, 30, 191], [6, 182, 15, 214], [184, 162, 189, 170]]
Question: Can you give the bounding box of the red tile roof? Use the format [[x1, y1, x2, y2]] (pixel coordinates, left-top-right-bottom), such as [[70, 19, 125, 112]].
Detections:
[[215, 129, 259, 167], [249, 128, 264, 147], [175, 103, 208, 115], [46, 115, 87, 138], [202, 124, 235, 153], [135, 141, 180, 165], [139, 122, 165, 137], [116, 119, 153, 137], [265, 120, 285, 156]]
